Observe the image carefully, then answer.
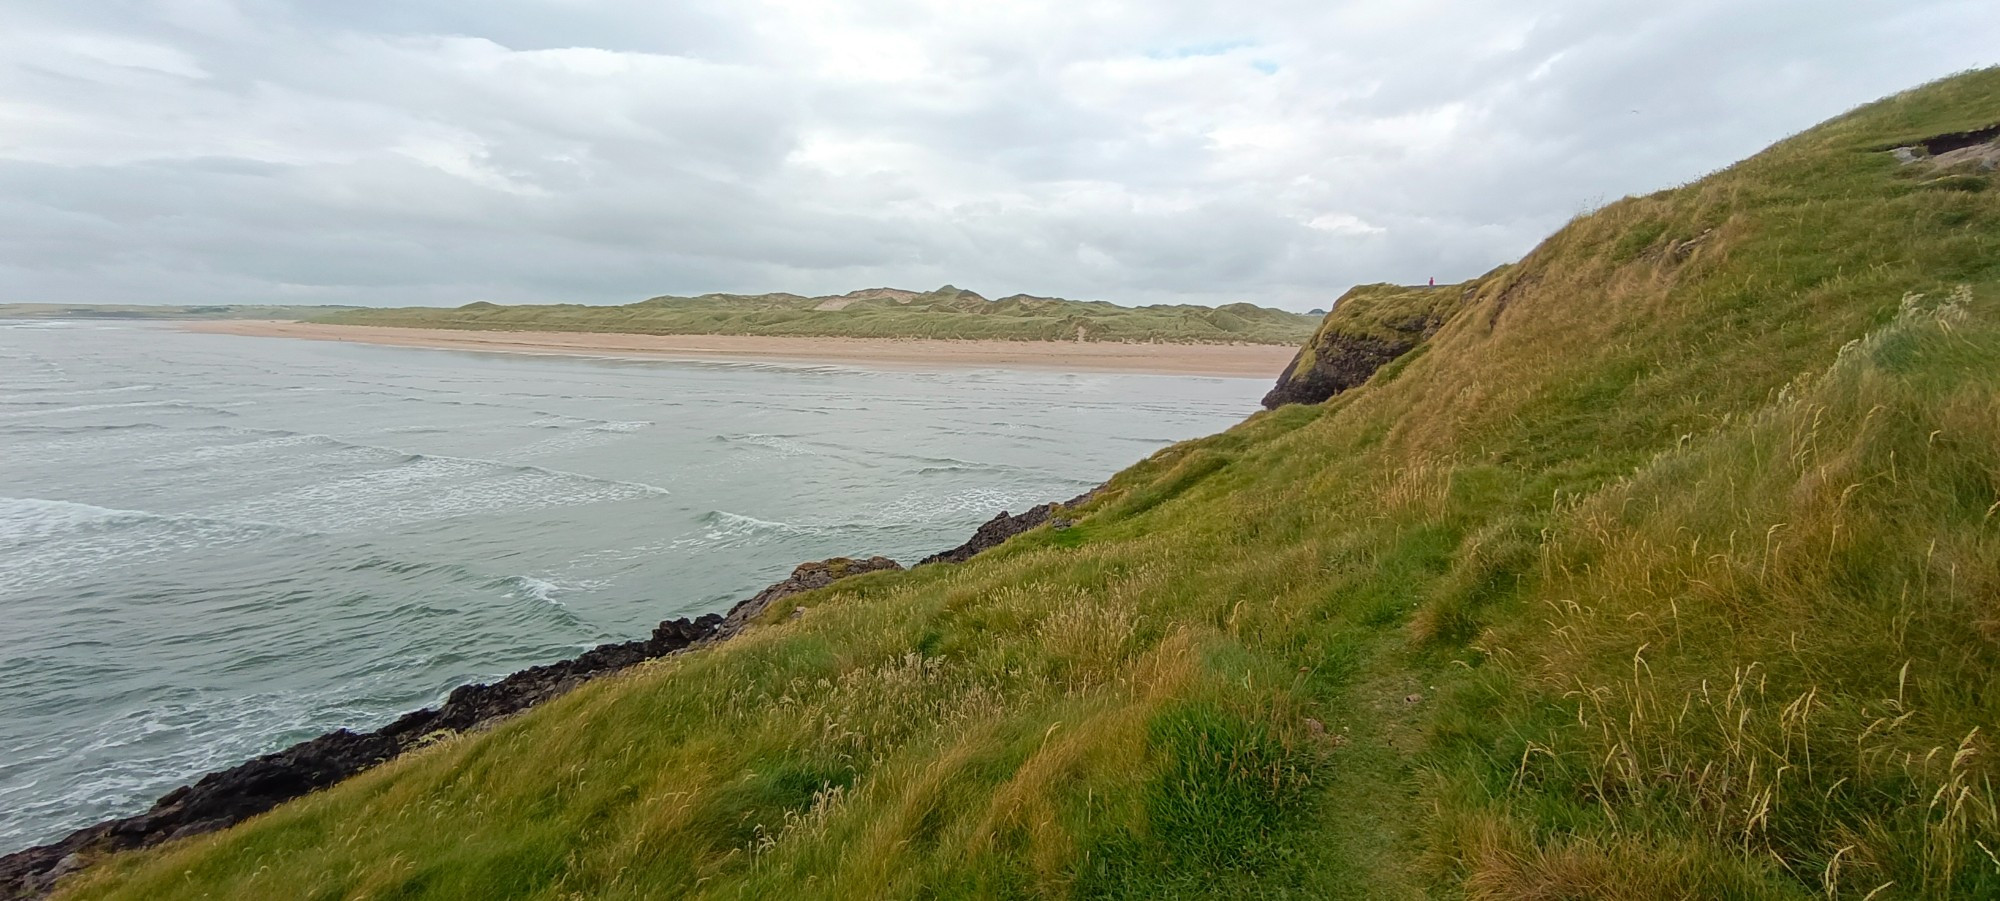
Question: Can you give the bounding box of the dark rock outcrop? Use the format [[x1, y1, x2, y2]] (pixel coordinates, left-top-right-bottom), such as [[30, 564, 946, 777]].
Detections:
[[1888, 123, 2000, 171], [919, 504, 1060, 565], [1915, 122, 2000, 157], [1261, 283, 1464, 409], [1262, 332, 1430, 410], [918, 488, 1098, 565], [715, 556, 903, 639], [377, 615, 724, 741]]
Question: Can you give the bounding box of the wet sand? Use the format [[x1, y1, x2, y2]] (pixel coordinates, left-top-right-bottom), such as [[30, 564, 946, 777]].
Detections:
[[186, 321, 1297, 378]]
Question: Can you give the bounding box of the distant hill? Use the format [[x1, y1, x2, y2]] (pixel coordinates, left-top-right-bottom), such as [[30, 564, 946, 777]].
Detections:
[[0, 304, 360, 321], [317, 286, 1321, 345]]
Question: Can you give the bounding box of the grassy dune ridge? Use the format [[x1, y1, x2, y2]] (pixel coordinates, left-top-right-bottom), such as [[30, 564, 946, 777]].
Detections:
[[58, 70, 2000, 899], [315, 286, 1322, 345]]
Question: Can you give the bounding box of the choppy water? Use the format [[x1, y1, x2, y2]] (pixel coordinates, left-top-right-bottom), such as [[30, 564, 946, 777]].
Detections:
[[0, 322, 1264, 850]]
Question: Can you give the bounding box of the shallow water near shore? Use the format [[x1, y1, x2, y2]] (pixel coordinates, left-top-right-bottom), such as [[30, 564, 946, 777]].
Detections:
[[0, 321, 1264, 850]]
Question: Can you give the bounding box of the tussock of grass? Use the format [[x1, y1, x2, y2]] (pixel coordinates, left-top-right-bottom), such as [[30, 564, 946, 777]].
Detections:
[[55, 69, 2000, 899], [316, 286, 1320, 346]]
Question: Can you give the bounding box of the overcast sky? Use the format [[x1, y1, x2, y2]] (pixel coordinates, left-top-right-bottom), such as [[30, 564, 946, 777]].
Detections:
[[1, 1, 1994, 311]]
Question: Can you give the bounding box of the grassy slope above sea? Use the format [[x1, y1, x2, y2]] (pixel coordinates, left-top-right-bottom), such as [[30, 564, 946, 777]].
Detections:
[[315, 285, 1322, 345], [59, 70, 2000, 899]]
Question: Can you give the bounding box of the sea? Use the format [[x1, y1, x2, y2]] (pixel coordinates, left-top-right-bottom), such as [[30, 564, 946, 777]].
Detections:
[[0, 321, 1266, 850]]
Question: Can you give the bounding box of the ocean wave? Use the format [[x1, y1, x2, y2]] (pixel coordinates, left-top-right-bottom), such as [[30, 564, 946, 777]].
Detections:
[[866, 486, 1084, 524], [0, 354, 70, 389], [186, 427, 672, 497], [498, 419, 652, 460], [0, 384, 156, 403], [669, 510, 814, 551], [201, 450, 670, 533], [731, 437, 1064, 481], [490, 574, 608, 606], [713, 433, 833, 457], [909, 457, 1095, 483], [506, 575, 568, 604], [403, 452, 671, 497], [341, 555, 487, 582], [909, 458, 1055, 477], [665, 509, 909, 553], [0, 422, 166, 435], [0, 497, 299, 598], [915, 464, 991, 475], [525, 415, 593, 430], [0, 399, 235, 421], [708, 509, 810, 535], [0, 424, 220, 462], [147, 433, 380, 468], [0, 496, 291, 545], [0, 676, 430, 847]]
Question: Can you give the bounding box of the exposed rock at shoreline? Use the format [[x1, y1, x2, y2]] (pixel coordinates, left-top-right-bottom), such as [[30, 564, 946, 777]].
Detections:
[[917, 488, 1098, 565], [2, 499, 1089, 899], [379, 615, 725, 740], [715, 556, 904, 639]]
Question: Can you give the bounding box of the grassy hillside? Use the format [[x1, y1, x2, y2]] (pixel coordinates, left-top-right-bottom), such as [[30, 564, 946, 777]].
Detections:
[[315, 286, 1320, 345], [57, 70, 2000, 899]]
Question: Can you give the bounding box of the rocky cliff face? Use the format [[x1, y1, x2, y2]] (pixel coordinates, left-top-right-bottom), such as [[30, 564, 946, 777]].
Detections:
[[1261, 283, 1467, 409]]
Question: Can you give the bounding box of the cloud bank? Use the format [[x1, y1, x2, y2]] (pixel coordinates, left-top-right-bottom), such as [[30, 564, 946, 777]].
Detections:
[[0, 0, 1993, 309]]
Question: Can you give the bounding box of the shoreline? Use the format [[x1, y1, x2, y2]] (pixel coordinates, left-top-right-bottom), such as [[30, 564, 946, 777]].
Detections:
[[181, 321, 1296, 378], [0, 497, 1076, 900]]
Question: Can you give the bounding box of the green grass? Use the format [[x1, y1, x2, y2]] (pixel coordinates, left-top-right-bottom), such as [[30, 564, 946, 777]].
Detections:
[[314, 285, 1320, 345], [55, 69, 2000, 899]]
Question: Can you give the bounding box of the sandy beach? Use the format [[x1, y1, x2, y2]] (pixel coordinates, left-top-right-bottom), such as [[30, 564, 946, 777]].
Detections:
[[186, 321, 1298, 378]]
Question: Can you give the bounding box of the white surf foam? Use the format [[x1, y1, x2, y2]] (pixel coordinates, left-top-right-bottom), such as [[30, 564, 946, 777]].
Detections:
[[204, 452, 669, 533], [715, 433, 822, 457], [497, 419, 652, 461], [0, 399, 237, 421], [495, 574, 608, 606], [0, 497, 291, 598]]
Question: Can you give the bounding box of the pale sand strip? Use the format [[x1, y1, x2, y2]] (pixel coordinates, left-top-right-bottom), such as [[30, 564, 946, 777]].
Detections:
[[185, 321, 1297, 378]]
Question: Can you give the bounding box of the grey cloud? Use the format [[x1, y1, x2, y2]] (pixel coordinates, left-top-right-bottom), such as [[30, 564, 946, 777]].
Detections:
[[0, 0, 1994, 310]]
